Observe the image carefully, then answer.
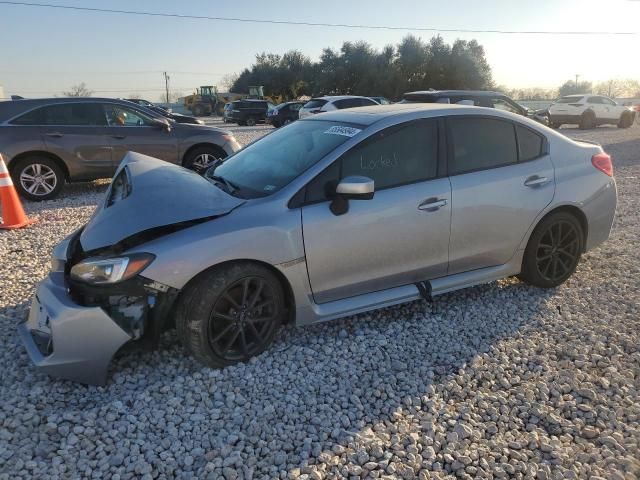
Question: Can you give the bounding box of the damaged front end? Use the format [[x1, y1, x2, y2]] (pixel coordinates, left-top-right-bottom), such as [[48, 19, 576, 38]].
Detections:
[[19, 229, 181, 386]]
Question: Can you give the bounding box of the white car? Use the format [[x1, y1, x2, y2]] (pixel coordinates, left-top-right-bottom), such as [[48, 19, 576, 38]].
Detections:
[[298, 96, 379, 119], [548, 94, 635, 129]]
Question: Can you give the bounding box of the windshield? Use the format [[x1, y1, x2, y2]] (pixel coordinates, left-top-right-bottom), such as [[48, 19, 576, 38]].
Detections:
[[207, 120, 364, 198]]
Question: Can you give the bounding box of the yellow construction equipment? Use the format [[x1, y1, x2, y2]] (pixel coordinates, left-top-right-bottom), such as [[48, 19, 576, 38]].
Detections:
[[184, 86, 271, 116]]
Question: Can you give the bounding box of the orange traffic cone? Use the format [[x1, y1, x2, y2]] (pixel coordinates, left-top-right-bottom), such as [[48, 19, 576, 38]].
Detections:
[[0, 154, 35, 229]]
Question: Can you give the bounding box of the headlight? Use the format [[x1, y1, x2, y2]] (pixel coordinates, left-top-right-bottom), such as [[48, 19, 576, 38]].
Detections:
[[70, 253, 155, 284]]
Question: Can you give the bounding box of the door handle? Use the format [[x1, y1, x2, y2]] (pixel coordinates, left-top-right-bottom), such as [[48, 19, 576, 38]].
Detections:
[[111, 135, 126, 140], [524, 175, 550, 188], [418, 197, 447, 211], [46, 132, 64, 138]]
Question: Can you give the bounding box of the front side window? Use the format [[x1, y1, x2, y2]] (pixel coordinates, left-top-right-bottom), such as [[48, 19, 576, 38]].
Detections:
[[448, 117, 517, 175], [105, 104, 153, 126], [290, 103, 302, 111], [587, 97, 602, 104], [26, 103, 107, 126], [333, 99, 359, 109], [210, 120, 362, 198], [304, 120, 438, 203], [516, 125, 544, 162]]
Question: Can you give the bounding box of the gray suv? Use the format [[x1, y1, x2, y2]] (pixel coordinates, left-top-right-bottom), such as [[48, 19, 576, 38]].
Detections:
[[0, 97, 241, 200]]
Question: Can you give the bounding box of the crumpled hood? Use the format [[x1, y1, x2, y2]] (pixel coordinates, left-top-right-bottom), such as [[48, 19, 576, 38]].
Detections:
[[80, 152, 244, 252]]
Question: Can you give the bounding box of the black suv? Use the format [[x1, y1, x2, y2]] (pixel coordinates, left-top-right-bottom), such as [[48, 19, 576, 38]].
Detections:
[[402, 90, 549, 125], [266, 101, 304, 128], [229, 100, 270, 126]]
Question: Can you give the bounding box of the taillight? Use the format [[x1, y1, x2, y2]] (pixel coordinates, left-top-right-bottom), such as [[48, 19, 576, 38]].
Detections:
[[592, 152, 613, 177], [568, 103, 584, 107]]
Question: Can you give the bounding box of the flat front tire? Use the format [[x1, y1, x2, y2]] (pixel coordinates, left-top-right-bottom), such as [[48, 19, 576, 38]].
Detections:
[[519, 212, 584, 288], [176, 263, 286, 369]]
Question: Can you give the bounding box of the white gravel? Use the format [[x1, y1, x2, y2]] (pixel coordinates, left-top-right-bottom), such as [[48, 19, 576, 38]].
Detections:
[[1, 120, 639, 480]]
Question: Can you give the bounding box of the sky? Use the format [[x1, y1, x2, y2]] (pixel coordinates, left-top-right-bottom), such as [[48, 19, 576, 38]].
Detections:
[[0, 0, 639, 100]]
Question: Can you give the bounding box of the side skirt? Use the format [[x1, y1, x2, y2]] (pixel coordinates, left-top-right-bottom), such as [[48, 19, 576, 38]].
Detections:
[[297, 260, 522, 326]]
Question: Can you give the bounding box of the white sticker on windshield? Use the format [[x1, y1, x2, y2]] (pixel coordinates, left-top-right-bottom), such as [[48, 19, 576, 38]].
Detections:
[[264, 185, 277, 191], [324, 126, 362, 137]]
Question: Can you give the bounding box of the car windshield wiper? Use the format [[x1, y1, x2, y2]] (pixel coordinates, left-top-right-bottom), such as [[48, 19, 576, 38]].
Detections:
[[209, 174, 238, 194]]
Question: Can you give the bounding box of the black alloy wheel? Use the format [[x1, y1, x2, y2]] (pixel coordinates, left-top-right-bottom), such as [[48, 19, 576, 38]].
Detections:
[[208, 276, 279, 362], [519, 212, 584, 288]]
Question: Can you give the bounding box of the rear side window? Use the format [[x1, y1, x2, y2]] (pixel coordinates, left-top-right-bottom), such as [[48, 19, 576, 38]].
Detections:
[[40, 103, 107, 126], [557, 96, 584, 104], [448, 117, 517, 175], [333, 99, 360, 109], [516, 125, 544, 162], [304, 99, 328, 109]]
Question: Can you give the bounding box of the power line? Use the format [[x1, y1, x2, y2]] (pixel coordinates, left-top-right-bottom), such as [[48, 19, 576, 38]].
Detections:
[[1, 1, 638, 36]]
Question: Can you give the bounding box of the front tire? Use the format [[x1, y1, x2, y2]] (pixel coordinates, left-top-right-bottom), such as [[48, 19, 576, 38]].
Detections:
[[11, 156, 64, 201], [176, 263, 285, 369], [245, 117, 256, 127], [579, 111, 596, 130], [192, 104, 205, 117], [183, 145, 227, 173], [519, 212, 584, 288]]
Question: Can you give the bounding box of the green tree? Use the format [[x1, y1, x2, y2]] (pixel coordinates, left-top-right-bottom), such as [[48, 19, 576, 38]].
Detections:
[[558, 79, 592, 97]]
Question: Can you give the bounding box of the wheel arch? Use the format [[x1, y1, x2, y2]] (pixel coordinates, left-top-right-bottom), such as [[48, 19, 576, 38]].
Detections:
[[8, 150, 70, 181], [176, 258, 296, 325], [529, 204, 589, 252], [181, 142, 227, 167]]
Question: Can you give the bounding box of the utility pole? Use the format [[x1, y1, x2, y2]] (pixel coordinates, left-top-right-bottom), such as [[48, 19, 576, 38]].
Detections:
[[575, 74, 580, 93], [163, 71, 170, 104]]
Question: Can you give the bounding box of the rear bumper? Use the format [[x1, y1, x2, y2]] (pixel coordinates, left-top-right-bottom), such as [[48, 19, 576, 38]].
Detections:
[[584, 178, 618, 251], [19, 272, 132, 385]]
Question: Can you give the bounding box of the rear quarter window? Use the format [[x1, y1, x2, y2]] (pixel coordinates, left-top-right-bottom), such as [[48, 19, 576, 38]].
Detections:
[[9, 107, 43, 125], [516, 125, 544, 162]]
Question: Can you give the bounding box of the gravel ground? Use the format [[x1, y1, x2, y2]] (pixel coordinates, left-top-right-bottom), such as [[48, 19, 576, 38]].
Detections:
[[0, 120, 638, 480]]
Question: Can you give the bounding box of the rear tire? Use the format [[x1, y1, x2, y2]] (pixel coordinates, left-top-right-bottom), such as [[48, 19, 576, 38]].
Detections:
[[550, 122, 561, 129], [518, 212, 584, 288], [183, 145, 227, 173], [579, 111, 596, 130], [176, 263, 285, 369], [245, 117, 256, 127], [11, 156, 65, 201]]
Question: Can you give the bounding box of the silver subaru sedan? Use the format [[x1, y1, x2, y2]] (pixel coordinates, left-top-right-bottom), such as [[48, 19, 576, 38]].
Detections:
[[19, 104, 618, 384]]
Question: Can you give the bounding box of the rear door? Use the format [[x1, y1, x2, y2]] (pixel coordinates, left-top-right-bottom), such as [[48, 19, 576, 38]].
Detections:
[[39, 102, 114, 179], [446, 116, 554, 274], [103, 103, 179, 165], [301, 119, 451, 303]]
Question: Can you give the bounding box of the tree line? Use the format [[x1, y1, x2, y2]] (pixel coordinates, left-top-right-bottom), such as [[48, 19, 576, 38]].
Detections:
[[230, 35, 493, 101]]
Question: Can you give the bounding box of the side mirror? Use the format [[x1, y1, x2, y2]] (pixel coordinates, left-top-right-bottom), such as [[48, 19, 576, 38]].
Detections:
[[330, 176, 374, 215], [152, 117, 171, 131]]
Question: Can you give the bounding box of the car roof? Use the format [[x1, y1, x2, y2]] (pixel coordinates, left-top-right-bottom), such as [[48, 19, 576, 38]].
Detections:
[[0, 97, 154, 122], [311, 95, 374, 101], [303, 103, 506, 126], [234, 99, 267, 103], [404, 90, 504, 97]]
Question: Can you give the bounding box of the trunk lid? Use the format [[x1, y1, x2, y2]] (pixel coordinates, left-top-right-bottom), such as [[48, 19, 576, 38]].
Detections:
[[80, 152, 244, 252]]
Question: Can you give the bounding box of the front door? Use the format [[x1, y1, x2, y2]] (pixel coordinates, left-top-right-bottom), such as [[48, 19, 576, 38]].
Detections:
[[446, 116, 555, 274], [301, 119, 451, 303], [39, 102, 114, 179], [103, 103, 179, 165]]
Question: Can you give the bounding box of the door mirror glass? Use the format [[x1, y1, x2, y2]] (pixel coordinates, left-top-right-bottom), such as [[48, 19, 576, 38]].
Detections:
[[330, 176, 374, 215]]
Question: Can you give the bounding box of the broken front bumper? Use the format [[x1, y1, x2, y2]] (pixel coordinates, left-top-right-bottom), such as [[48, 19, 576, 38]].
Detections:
[[19, 272, 132, 386]]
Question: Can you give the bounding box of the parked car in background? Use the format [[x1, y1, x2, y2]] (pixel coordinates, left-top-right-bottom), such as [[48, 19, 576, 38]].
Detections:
[[228, 99, 272, 126], [369, 96, 391, 105], [266, 101, 305, 127], [548, 95, 636, 129], [19, 103, 617, 384], [223, 103, 233, 123], [298, 96, 379, 119], [123, 98, 204, 125], [402, 90, 549, 125], [0, 97, 241, 200]]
